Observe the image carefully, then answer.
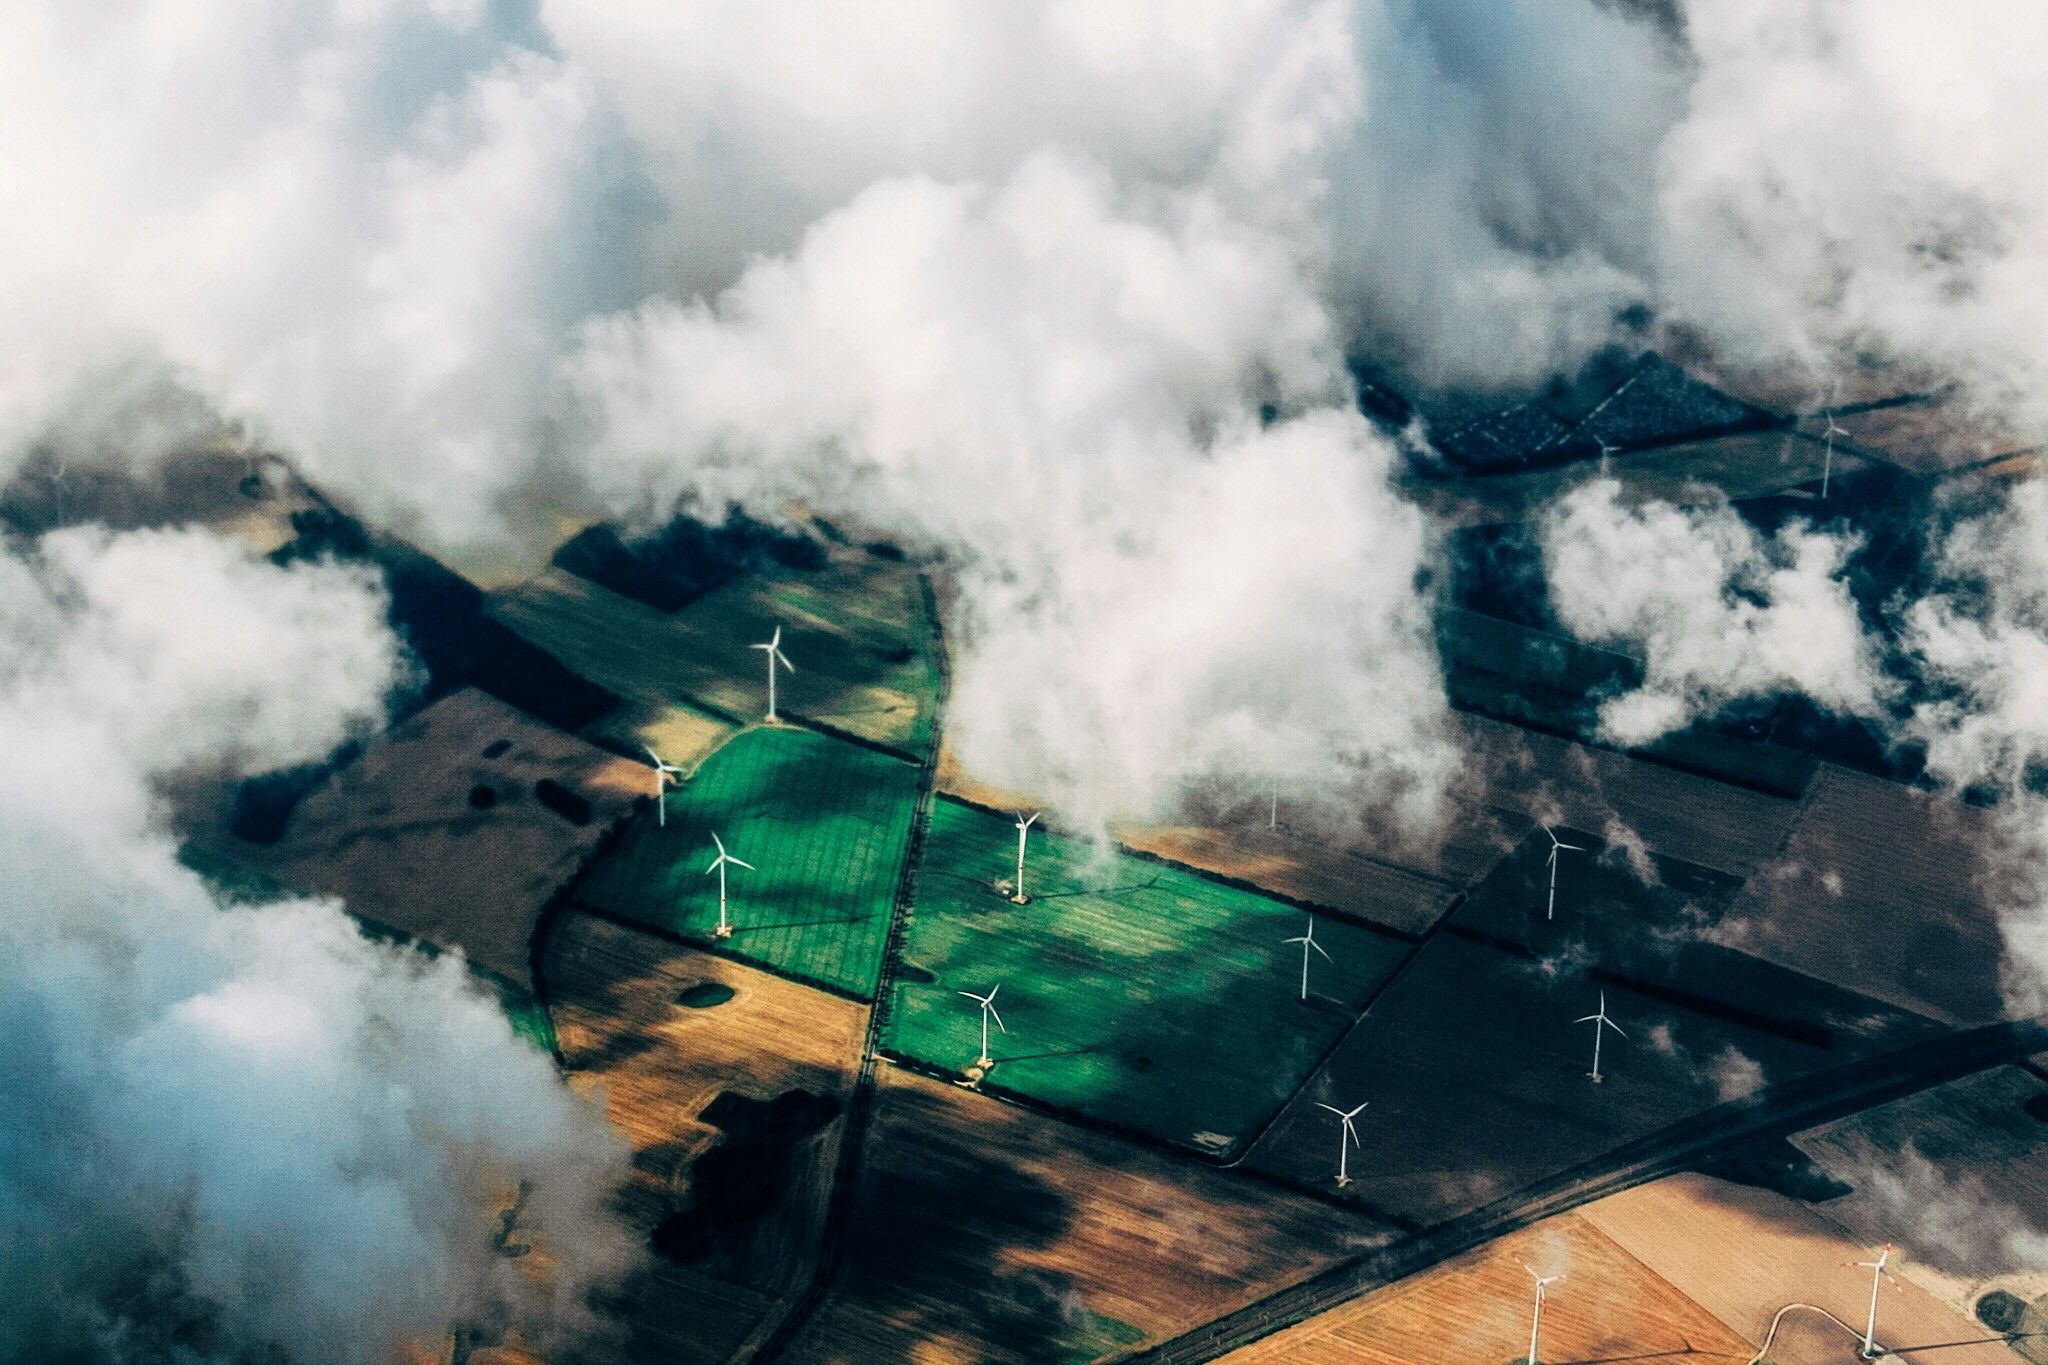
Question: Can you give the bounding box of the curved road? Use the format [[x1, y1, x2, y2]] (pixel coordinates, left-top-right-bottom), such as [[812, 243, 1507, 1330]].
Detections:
[[1117, 1016, 2048, 1363]]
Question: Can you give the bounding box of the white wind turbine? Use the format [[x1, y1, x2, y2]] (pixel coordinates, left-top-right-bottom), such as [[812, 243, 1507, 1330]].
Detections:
[[1574, 990, 1628, 1083], [1595, 436, 1618, 478], [1849, 1243, 1902, 1359], [643, 745, 683, 826], [750, 625, 795, 722], [1821, 409, 1847, 500], [46, 459, 68, 530], [1282, 917, 1332, 1002], [1543, 826, 1583, 922], [959, 984, 1006, 1069], [1314, 1099, 1368, 1186], [704, 831, 753, 939], [1009, 811, 1039, 904], [1523, 1265, 1563, 1365]]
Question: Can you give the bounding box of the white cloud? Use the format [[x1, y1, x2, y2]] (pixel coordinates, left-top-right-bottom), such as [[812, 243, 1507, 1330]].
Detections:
[[1538, 480, 1886, 747], [0, 528, 634, 1361]]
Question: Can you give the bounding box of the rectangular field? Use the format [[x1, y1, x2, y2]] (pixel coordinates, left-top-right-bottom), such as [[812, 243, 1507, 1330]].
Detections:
[[784, 1067, 1389, 1365], [541, 914, 867, 1365], [884, 798, 1414, 1153], [572, 725, 922, 997]]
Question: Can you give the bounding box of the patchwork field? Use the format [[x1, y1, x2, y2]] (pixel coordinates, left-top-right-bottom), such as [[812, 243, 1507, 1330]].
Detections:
[[490, 545, 941, 757], [1218, 1206, 1755, 1363], [884, 798, 1414, 1153], [1581, 1173, 2025, 1364], [573, 725, 923, 997], [219, 687, 645, 991], [1248, 907, 1935, 1225], [784, 1067, 1388, 1364], [541, 914, 867, 1365]]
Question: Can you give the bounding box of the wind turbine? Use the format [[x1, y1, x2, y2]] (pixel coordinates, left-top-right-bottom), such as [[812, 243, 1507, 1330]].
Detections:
[[1543, 826, 1583, 922], [750, 625, 795, 723], [45, 459, 68, 530], [1849, 1243, 1901, 1359], [959, 984, 1006, 1069], [1282, 917, 1332, 1002], [643, 745, 683, 826], [704, 831, 753, 939], [1574, 990, 1628, 1083], [1595, 436, 1618, 478], [1314, 1099, 1368, 1186], [1009, 811, 1039, 904], [1523, 1265, 1563, 1365], [1821, 409, 1847, 500]]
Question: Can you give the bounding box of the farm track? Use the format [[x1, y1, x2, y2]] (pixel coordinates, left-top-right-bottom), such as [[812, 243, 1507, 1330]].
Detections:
[[744, 573, 951, 1364], [1116, 1014, 2048, 1363]]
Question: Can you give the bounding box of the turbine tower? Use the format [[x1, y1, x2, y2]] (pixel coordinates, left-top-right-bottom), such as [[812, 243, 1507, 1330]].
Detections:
[[1850, 1243, 1901, 1359], [1821, 409, 1847, 500], [643, 745, 684, 826], [1595, 436, 1617, 478], [959, 984, 1006, 1070], [1543, 826, 1583, 922], [1523, 1265, 1563, 1365], [1282, 917, 1332, 1002], [704, 831, 754, 939], [1574, 990, 1628, 1083], [1010, 811, 1039, 904], [1314, 1099, 1367, 1186], [750, 625, 796, 723]]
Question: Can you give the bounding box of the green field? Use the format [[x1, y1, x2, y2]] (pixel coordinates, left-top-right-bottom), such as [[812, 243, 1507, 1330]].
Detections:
[[572, 725, 923, 996], [883, 799, 1413, 1154], [489, 551, 941, 758]]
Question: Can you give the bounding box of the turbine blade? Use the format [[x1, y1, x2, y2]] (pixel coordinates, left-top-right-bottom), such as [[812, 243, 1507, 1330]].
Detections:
[[777, 650, 795, 673], [1574, 1013, 1600, 1024], [1605, 1019, 1628, 1038], [706, 856, 723, 873], [959, 990, 985, 1003], [729, 856, 755, 870], [770, 626, 781, 649], [1282, 935, 1309, 946], [1315, 1103, 1344, 1117], [988, 1006, 1006, 1033], [712, 832, 726, 853], [1309, 939, 1332, 961]]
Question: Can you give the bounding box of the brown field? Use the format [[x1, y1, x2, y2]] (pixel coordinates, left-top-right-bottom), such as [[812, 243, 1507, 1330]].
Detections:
[[1718, 765, 2007, 1026], [1583, 1173, 2024, 1363], [783, 1067, 1389, 1364], [223, 687, 645, 988], [1219, 1207, 1755, 1364], [0, 445, 319, 550], [541, 913, 868, 1364], [1828, 396, 2035, 476]]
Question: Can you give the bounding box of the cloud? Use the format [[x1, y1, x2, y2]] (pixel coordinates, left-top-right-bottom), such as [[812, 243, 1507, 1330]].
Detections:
[[0, 528, 635, 1362], [568, 151, 1457, 827], [1537, 479, 1887, 747]]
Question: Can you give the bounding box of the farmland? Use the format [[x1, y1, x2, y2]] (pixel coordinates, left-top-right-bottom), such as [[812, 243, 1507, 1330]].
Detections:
[[783, 1067, 1389, 1364], [540, 914, 868, 1365], [1217, 1204, 1754, 1363], [883, 798, 1414, 1153], [572, 725, 923, 997], [211, 687, 646, 991], [490, 542, 941, 758]]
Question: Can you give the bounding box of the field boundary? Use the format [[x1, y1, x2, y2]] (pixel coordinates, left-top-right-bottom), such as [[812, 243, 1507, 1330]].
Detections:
[[744, 572, 950, 1364], [1115, 1016, 2048, 1363]]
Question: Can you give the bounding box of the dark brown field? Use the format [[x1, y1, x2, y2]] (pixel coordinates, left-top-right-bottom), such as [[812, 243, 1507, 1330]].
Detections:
[[227, 688, 645, 989], [542, 913, 868, 1364], [783, 1068, 1390, 1364]]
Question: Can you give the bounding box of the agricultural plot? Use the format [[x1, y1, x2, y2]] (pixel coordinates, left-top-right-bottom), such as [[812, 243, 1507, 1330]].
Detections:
[[1450, 826, 1940, 1059], [218, 687, 645, 992], [785, 1067, 1388, 1365], [572, 726, 922, 997], [490, 542, 941, 757], [1219, 1207, 1753, 1363], [1248, 918, 1935, 1226], [1718, 765, 2009, 1026], [884, 798, 1413, 1153], [1793, 1067, 2048, 1312], [1582, 1173, 2023, 1364], [541, 914, 867, 1365]]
